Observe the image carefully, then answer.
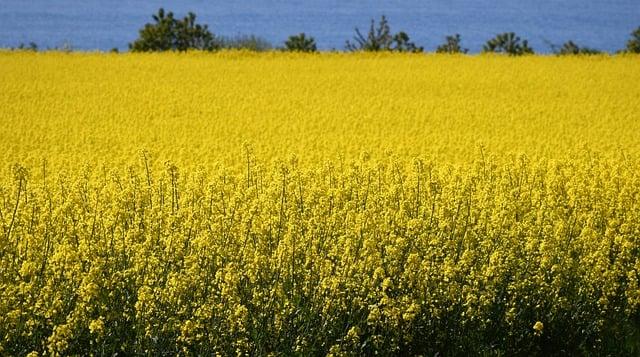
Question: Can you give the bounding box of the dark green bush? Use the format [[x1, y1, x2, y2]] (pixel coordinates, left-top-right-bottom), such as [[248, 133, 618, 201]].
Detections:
[[483, 32, 534, 56], [625, 26, 640, 53], [284, 33, 317, 52], [436, 34, 468, 54], [129, 8, 218, 52], [556, 41, 601, 55]]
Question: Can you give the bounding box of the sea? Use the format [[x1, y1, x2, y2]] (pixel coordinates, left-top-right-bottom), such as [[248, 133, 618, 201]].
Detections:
[[0, 0, 638, 53]]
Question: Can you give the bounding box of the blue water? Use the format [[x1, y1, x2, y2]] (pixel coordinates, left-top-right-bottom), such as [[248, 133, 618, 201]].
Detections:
[[0, 1, 638, 53]]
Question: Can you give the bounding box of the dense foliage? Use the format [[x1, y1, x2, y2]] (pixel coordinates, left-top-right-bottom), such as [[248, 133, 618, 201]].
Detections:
[[1, 52, 639, 355], [285, 33, 317, 52], [129, 8, 218, 52]]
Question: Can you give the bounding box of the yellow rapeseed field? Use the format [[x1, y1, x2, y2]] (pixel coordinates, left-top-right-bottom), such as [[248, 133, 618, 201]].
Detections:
[[0, 51, 639, 355], [1, 52, 639, 169]]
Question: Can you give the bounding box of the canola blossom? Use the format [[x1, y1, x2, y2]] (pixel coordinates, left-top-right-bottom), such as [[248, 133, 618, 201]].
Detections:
[[0, 52, 639, 355]]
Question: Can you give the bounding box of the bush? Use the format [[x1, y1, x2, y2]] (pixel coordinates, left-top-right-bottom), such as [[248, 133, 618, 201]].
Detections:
[[129, 8, 218, 52], [435, 34, 468, 54], [625, 26, 640, 53], [346, 15, 423, 52], [285, 33, 317, 52], [483, 32, 534, 56], [556, 41, 601, 55]]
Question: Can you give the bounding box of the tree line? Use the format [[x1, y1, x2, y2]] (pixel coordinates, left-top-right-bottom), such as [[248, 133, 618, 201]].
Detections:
[[9, 9, 640, 55]]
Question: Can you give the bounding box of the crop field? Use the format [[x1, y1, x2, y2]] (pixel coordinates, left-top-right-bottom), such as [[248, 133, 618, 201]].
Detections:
[[1, 52, 640, 355]]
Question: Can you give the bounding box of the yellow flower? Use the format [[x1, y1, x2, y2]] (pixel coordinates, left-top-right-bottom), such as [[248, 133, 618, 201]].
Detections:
[[533, 321, 544, 336], [89, 318, 105, 336], [0, 51, 638, 355]]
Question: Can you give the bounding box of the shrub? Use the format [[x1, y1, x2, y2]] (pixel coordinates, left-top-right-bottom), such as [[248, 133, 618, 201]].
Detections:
[[625, 26, 640, 53], [483, 32, 534, 56], [285, 33, 317, 52], [346, 15, 423, 52], [435, 34, 468, 54], [129, 8, 218, 52], [556, 41, 601, 55]]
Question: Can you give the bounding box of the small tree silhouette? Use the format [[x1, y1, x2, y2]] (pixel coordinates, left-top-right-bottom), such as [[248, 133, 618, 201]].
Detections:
[[392, 31, 423, 52], [556, 41, 601, 55], [285, 33, 317, 52], [129, 8, 218, 52], [346, 16, 422, 52], [625, 26, 640, 53], [483, 32, 534, 56], [436, 34, 468, 54]]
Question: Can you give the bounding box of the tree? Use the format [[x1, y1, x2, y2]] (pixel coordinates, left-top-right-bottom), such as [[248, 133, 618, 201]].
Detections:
[[625, 26, 640, 53], [556, 41, 601, 55], [173, 12, 216, 51], [392, 31, 423, 53], [346, 15, 423, 52], [129, 8, 218, 52], [435, 34, 468, 54], [483, 32, 534, 56], [285, 33, 317, 52]]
